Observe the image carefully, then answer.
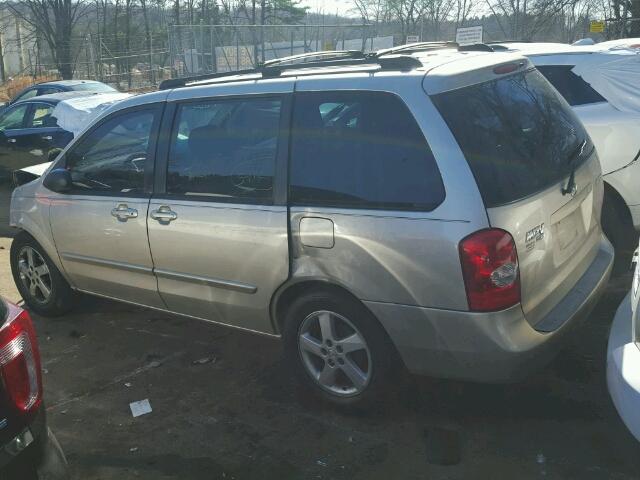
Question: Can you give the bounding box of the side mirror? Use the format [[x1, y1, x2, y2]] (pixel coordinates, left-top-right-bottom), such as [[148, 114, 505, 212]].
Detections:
[[43, 169, 72, 193]]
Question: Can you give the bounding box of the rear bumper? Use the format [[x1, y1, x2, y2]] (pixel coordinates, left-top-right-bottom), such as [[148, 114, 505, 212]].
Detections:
[[367, 235, 614, 382], [607, 292, 640, 441], [0, 407, 69, 479]]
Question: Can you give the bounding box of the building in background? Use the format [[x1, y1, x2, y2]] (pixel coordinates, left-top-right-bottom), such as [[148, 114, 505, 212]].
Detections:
[[0, 7, 37, 80]]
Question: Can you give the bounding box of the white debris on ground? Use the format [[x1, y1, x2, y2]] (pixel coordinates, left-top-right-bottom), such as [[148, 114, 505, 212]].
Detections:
[[129, 399, 153, 418]]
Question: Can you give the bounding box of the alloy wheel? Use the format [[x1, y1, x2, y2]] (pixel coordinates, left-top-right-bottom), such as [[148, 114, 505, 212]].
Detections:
[[298, 310, 372, 397], [17, 246, 52, 304]]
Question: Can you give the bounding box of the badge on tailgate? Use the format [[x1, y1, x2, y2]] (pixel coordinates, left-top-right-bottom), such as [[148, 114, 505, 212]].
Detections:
[[525, 223, 545, 251]]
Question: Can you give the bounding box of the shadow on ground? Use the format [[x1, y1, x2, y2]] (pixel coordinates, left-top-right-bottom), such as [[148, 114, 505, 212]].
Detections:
[[23, 269, 638, 480]]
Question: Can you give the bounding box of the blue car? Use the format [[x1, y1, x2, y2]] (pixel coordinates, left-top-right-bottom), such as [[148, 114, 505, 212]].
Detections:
[[0, 92, 97, 180], [2, 80, 116, 111], [0, 91, 96, 234]]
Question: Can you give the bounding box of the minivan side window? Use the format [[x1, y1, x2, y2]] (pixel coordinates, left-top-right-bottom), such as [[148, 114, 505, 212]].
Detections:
[[64, 109, 156, 194], [289, 91, 445, 211], [166, 98, 281, 203], [536, 65, 606, 106]]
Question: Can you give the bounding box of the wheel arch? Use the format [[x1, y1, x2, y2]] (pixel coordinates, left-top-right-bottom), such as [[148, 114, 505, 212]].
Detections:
[[10, 225, 70, 285], [271, 277, 408, 372], [271, 278, 364, 334]]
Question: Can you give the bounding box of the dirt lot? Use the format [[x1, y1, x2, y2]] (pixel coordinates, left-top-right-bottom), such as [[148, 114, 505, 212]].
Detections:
[[1, 236, 639, 479]]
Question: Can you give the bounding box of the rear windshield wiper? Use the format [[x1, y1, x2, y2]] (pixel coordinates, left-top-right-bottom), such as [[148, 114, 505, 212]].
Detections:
[[562, 139, 587, 196]]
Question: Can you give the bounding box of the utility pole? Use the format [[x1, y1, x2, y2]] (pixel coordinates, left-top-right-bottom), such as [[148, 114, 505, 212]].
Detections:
[[14, 17, 23, 72], [260, 0, 266, 63], [88, 34, 97, 80], [149, 33, 154, 84], [0, 29, 6, 83]]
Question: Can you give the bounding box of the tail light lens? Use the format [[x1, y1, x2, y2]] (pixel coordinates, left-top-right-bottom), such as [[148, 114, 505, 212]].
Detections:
[[459, 229, 521, 312], [0, 302, 42, 414]]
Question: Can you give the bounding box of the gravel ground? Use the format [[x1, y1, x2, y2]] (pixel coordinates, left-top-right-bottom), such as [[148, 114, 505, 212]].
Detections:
[[1, 236, 639, 479]]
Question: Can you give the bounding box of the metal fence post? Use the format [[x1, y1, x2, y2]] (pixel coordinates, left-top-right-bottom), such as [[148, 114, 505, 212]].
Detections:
[[236, 34, 240, 70]]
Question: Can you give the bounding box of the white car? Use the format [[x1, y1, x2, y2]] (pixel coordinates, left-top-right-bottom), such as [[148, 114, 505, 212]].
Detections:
[[491, 42, 640, 251], [607, 246, 640, 440]]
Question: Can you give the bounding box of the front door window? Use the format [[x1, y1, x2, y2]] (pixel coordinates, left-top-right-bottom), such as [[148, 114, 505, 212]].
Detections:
[[64, 109, 155, 194]]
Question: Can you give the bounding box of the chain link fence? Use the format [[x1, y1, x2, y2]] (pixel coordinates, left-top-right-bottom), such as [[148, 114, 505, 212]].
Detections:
[[168, 24, 394, 76]]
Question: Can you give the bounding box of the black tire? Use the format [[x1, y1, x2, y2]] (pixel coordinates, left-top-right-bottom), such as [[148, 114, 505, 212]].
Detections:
[[602, 192, 637, 273], [282, 289, 399, 407], [10, 232, 75, 317]]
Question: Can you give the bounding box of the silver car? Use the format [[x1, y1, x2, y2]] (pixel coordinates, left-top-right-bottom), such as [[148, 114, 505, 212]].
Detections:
[[9, 47, 614, 406]]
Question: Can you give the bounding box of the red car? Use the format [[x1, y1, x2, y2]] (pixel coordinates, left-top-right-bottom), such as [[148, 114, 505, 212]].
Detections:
[[0, 298, 68, 479]]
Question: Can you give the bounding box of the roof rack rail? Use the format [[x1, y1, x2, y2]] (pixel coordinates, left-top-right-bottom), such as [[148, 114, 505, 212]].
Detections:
[[262, 50, 365, 67], [159, 51, 421, 90], [458, 43, 495, 52], [159, 67, 262, 90], [485, 40, 531, 44], [376, 41, 458, 56]]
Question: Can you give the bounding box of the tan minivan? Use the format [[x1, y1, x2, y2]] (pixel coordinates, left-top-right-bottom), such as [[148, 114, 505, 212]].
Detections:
[[9, 47, 613, 405]]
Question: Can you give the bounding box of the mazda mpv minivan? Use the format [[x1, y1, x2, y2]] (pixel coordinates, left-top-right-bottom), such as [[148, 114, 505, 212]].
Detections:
[[9, 47, 614, 405]]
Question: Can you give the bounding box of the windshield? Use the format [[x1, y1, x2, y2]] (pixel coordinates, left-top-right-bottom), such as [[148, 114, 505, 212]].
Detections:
[[72, 82, 117, 93], [432, 69, 591, 207]]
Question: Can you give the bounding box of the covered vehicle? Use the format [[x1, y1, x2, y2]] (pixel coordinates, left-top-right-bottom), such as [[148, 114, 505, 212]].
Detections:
[[607, 245, 640, 440], [491, 41, 640, 253]]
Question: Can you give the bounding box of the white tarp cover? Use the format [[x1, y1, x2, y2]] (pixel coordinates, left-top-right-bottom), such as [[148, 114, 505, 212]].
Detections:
[[502, 42, 640, 114], [571, 49, 640, 113], [52, 92, 132, 136]]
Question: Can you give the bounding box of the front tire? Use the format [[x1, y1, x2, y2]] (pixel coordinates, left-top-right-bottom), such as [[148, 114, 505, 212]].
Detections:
[[283, 289, 397, 407], [10, 233, 75, 317]]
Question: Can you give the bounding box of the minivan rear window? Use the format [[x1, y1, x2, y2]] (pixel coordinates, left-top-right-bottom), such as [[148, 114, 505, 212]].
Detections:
[[432, 69, 590, 207]]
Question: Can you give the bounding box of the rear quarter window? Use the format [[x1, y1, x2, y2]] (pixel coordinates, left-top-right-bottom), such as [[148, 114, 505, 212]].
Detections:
[[536, 65, 606, 106], [431, 69, 590, 207], [290, 91, 445, 212]]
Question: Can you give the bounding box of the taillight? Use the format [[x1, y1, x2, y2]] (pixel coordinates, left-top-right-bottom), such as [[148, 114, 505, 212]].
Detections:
[[0, 302, 42, 414], [459, 229, 521, 312]]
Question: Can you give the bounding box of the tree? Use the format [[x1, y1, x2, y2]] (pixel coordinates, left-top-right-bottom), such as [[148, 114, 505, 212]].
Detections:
[[631, 0, 640, 35], [10, 0, 86, 78], [453, 0, 475, 28], [486, 0, 582, 40]]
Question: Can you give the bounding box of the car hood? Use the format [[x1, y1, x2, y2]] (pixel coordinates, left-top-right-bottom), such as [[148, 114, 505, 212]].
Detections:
[[18, 161, 53, 177]]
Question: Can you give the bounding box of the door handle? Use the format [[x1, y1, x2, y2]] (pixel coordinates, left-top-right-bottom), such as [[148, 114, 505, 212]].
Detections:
[[41, 135, 53, 141], [111, 203, 138, 221], [150, 205, 178, 223], [7, 138, 16, 143]]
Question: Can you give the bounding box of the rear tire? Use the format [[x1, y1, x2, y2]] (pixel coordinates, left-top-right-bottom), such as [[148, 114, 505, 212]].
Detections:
[[602, 192, 637, 273], [10, 233, 75, 317], [282, 289, 398, 408]]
